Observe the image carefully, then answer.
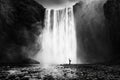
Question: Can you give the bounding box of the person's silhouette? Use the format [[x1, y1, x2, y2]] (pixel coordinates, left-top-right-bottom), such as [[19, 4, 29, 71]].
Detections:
[[69, 58, 71, 64]]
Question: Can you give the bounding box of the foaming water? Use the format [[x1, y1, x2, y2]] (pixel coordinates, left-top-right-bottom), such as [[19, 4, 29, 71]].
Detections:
[[36, 6, 77, 64]]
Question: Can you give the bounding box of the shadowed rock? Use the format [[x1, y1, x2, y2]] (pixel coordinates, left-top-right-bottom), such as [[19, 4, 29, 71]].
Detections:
[[0, 0, 45, 64]]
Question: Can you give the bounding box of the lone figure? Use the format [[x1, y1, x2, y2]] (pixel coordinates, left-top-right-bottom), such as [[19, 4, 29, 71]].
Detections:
[[69, 58, 71, 64]]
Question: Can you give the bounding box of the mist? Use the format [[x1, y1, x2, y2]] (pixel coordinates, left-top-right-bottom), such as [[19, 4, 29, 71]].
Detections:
[[0, 0, 120, 64], [35, 0, 112, 64]]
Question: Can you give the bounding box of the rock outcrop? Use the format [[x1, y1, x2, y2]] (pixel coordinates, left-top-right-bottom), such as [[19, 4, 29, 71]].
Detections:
[[0, 0, 45, 64]]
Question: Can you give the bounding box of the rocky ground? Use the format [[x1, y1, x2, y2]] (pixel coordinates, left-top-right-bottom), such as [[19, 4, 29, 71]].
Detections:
[[0, 64, 120, 80]]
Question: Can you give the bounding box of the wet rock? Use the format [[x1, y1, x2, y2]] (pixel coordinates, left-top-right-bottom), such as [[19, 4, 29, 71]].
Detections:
[[43, 75, 55, 80], [0, 0, 45, 64], [104, 0, 120, 64]]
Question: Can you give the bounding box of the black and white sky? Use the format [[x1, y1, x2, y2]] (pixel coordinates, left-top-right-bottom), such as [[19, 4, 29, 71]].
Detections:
[[35, 0, 79, 9]]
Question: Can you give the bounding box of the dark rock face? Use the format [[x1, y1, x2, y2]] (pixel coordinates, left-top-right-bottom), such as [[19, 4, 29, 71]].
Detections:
[[0, 0, 45, 64], [74, 1, 112, 64], [74, 0, 120, 64], [104, 0, 120, 63]]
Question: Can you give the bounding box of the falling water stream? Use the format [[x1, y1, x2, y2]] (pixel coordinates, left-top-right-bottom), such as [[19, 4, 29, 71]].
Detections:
[[36, 6, 77, 64]]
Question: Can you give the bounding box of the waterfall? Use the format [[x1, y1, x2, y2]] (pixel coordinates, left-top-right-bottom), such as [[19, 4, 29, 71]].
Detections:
[[36, 6, 77, 64]]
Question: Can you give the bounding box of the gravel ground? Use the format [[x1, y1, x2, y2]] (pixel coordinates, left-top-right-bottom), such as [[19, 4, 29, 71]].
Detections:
[[0, 64, 120, 80]]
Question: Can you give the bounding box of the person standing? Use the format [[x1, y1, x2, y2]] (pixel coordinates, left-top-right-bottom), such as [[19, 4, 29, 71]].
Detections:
[[69, 58, 71, 64]]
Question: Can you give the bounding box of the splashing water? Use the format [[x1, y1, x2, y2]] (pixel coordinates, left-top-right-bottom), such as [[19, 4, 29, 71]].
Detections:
[[36, 6, 77, 64]]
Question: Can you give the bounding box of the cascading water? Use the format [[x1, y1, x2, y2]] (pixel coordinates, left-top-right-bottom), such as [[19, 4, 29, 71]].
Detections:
[[36, 6, 77, 64]]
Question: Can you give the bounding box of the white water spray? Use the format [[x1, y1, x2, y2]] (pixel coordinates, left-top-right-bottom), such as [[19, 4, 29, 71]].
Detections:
[[36, 6, 77, 64]]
